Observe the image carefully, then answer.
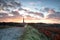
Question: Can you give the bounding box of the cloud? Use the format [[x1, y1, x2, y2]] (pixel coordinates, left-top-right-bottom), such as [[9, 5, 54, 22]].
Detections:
[[46, 12, 60, 20], [21, 7, 32, 11], [34, 12, 44, 17], [0, 10, 16, 17], [41, 7, 56, 17], [45, 8, 58, 18], [17, 7, 44, 19], [23, 9, 44, 18], [41, 7, 49, 12], [48, 9, 55, 14], [0, 16, 23, 22], [40, 7, 60, 23], [0, 0, 21, 11], [11, 11, 20, 16], [42, 8, 60, 21], [29, 2, 35, 6], [41, 7, 55, 13], [28, 12, 44, 19], [28, 1, 41, 6], [0, 13, 8, 17], [0, 11, 9, 17]]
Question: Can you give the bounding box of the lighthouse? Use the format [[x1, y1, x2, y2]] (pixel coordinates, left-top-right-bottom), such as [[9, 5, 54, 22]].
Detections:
[[23, 16, 27, 27], [23, 17, 24, 23], [22, 17, 26, 27]]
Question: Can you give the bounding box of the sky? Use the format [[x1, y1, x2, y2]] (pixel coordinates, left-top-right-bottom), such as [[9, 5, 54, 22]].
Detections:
[[0, 0, 60, 24]]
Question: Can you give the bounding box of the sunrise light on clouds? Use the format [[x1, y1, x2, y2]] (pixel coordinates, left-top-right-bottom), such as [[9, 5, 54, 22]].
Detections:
[[0, 0, 60, 24]]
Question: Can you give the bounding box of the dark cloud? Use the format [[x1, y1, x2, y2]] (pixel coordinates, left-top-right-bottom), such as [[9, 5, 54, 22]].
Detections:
[[0, 0, 22, 19], [24, 10, 44, 18], [0, 12, 8, 17], [18, 8, 44, 18], [0, 0, 21, 11], [43, 8, 49, 12], [41, 7, 55, 13], [41, 7, 60, 20], [46, 11, 60, 20], [34, 12, 44, 17], [40, 7, 50, 12], [11, 11, 20, 16], [48, 9, 55, 14]]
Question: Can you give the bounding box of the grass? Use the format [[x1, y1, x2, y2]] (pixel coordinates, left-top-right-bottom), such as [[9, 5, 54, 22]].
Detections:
[[18, 25, 50, 40]]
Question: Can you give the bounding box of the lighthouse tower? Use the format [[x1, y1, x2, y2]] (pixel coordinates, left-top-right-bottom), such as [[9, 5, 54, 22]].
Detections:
[[23, 17, 26, 27], [23, 17, 27, 27], [23, 17, 24, 23]]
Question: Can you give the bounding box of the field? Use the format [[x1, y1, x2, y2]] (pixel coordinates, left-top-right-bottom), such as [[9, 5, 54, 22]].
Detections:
[[28, 23, 60, 40], [0, 23, 60, 40]]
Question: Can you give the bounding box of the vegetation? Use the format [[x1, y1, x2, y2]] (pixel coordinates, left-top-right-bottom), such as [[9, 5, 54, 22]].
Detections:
[[0, 22, 60, 40], [19, 25, 50, 40], [0, 22, 25, 29]]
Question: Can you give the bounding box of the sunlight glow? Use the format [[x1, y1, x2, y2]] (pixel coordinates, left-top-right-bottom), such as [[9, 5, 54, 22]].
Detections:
[[8, 14, 14, 16], [18, 10, 29, 16]]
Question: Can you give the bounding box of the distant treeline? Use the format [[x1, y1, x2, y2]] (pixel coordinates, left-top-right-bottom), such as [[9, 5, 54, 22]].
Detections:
[[0, 22, 60, 28], [28, 23, 60, 29], [0, 22, 25, 27]]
